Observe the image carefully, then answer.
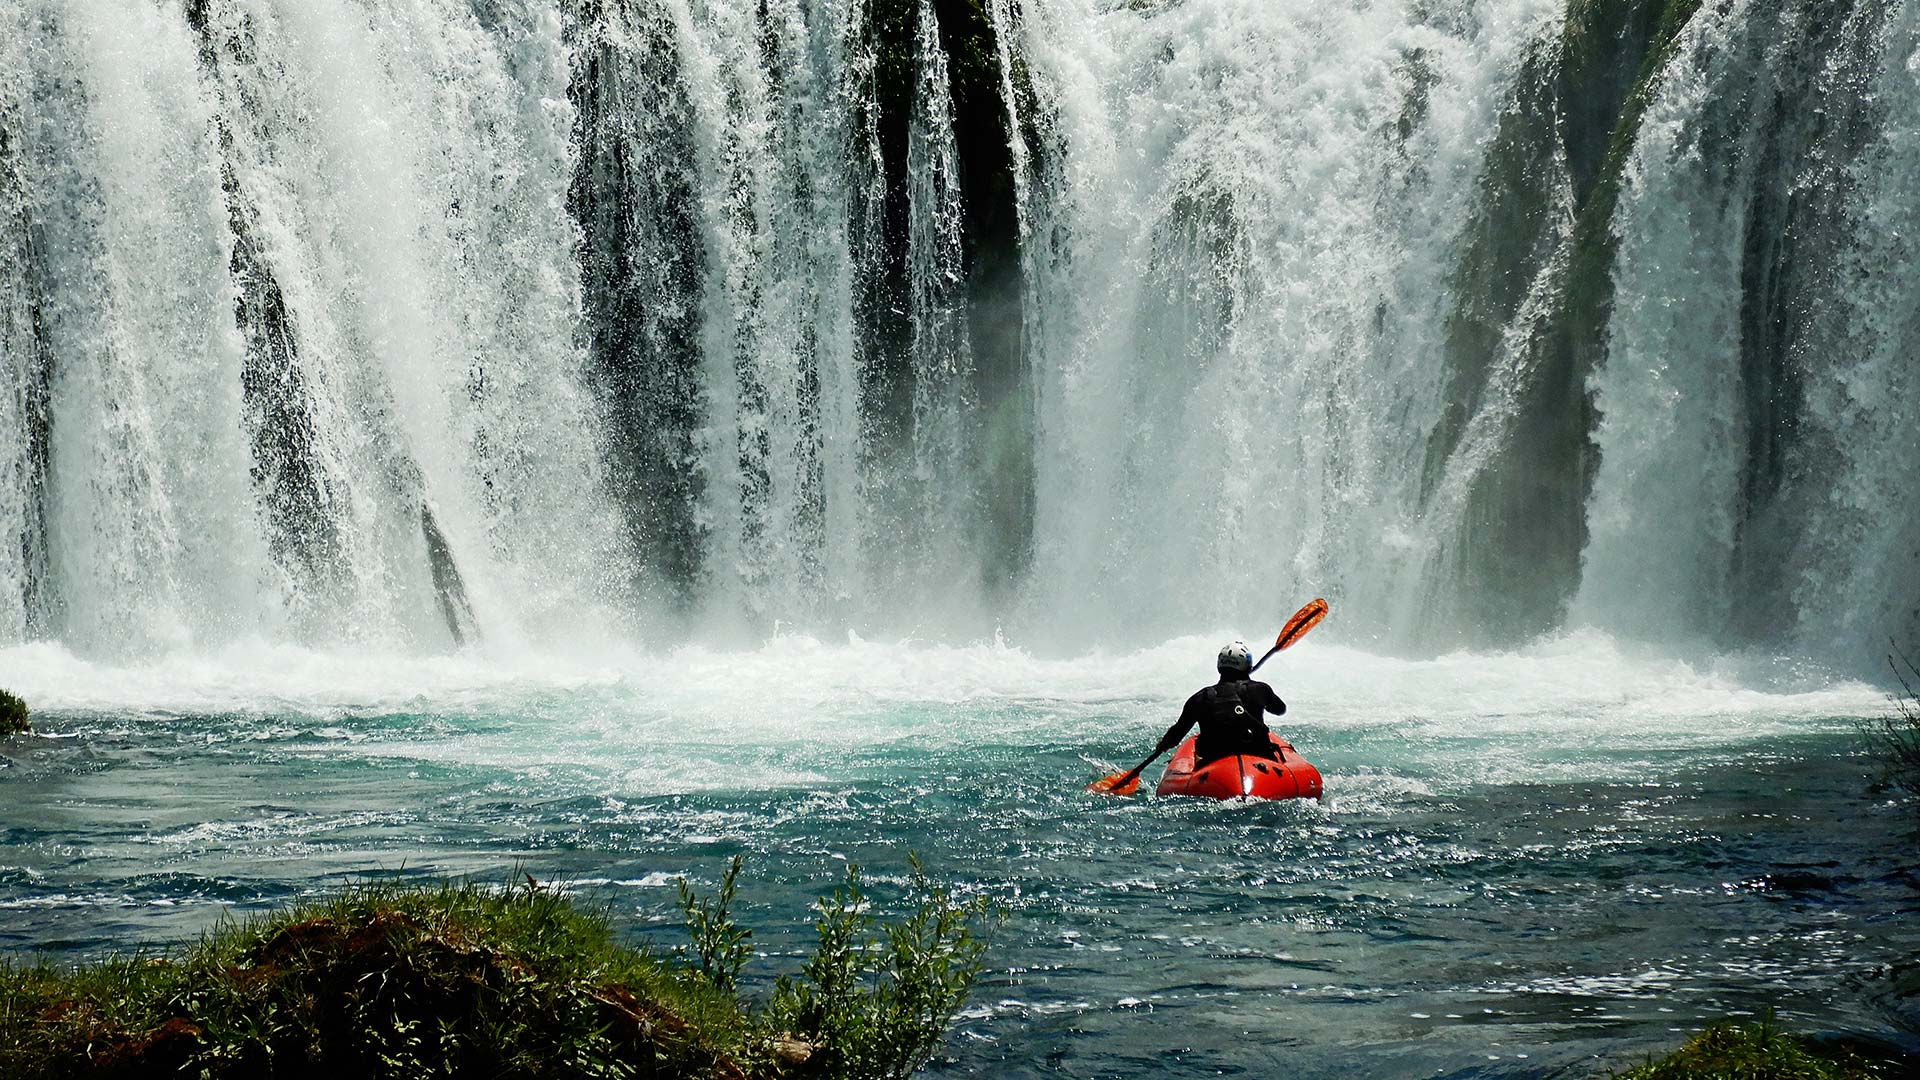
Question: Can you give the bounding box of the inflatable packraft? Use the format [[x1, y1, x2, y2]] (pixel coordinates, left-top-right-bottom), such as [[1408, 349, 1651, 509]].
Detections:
[[1154, 732, 1322, 801]]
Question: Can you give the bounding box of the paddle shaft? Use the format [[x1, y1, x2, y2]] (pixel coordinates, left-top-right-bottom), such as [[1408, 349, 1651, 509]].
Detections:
[[1108, 750, 1163, 790], [1247, 643, 1282, 674]]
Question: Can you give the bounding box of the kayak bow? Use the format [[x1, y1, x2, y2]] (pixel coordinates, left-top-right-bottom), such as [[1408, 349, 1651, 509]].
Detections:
[[1154, 732, 1322, 801]]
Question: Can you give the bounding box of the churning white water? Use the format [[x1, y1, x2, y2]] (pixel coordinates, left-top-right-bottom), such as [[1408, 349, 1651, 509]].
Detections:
[[0, 626, 1885, 795]]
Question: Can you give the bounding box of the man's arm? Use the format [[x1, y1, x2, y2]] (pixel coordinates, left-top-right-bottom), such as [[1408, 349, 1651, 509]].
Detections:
[[1259, 681, 1287, 718], [1153, 694, 1203, 755]]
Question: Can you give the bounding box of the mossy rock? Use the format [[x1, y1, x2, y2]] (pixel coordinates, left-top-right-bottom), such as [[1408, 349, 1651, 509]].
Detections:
[[1616, 1021, 1892, 1079], [0, 882, 757, 1079], [0, 688, 26, 734], [0, 865, 994, 1080]]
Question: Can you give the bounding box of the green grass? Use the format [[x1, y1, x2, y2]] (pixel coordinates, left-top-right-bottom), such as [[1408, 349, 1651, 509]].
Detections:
[[1615, 1021, 1889, 1080], [0, 861, 996, 1079]]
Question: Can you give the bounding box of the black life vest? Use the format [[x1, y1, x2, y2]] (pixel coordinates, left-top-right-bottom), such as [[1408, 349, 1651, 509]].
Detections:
[[1195, 680, 1273, 763]]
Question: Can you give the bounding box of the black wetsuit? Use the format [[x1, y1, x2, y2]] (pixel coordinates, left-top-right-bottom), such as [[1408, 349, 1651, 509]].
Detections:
[[1153, 677, 1287, 766]]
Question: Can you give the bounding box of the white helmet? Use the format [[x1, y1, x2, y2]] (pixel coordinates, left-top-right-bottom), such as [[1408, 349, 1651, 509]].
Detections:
[[1217, 640, 1253, 674]]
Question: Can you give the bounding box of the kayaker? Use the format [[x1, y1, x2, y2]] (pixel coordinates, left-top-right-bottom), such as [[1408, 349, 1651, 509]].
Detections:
[[1150, 641, 1287, 767]]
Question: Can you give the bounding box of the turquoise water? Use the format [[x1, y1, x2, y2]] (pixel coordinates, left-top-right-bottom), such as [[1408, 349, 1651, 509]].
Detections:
[[2, 634, 1917, 1077]]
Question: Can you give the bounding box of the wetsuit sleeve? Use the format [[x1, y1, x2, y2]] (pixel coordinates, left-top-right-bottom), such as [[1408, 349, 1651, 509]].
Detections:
[[1258, 681, 1286, 717], [1154, 692, 1203, 755]]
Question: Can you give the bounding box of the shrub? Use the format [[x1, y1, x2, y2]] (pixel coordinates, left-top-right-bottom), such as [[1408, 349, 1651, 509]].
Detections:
[[1615, 1020, 1887, 1079], [766, 856, 998, 1080], [0, 689, 25, 734], [1867, 648, 1920, 800], [678, 855, 754, 995]]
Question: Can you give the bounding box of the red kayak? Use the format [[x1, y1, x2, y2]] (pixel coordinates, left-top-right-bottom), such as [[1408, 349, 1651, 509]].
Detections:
[[1155, 732, 1322, 801]]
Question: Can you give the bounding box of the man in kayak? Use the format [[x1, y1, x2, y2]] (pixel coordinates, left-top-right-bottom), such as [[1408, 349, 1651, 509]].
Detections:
[[1151, 641, 1287, 767], [1089, 602, 1325, 795]]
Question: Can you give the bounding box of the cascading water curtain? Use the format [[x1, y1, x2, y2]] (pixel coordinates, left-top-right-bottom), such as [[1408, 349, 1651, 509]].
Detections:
[[661, 0, 868, 628], [0, 9, 49, 646], [1576, 0, 1920, 665], [906, 0, 980, 583], [597, 0, 1009, 633], [1, 0, 1916, 670], [0, 0, 1030, 654], [1016, 0, 1564, 644], [4, 0, 630, 657]]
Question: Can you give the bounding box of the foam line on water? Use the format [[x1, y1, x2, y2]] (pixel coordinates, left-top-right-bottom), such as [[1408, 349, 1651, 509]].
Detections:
[[0, 629, 1880, 735]]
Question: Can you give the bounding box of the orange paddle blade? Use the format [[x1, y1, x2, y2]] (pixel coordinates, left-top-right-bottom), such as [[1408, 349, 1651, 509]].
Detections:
[[1087, 772, 1140, 795], [1273, 598, 1328, 651]]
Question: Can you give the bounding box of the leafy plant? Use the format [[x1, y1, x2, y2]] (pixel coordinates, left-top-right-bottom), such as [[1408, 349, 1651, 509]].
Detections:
[[770, 855, 998, 1080], [676, 854, 754, 995]]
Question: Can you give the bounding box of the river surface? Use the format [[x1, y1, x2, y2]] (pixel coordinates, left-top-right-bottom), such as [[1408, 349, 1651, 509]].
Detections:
[[2, 632, 1917, 1078]]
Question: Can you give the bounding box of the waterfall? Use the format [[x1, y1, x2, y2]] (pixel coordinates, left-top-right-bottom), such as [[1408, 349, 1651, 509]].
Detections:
[[24, 0, 270, 655], [0, 10, 52, 644], [6, 0, 631, 656], [1575, 0, 1919, 658], [1808, 3, 1920, 661], [905, 0, 979, 588], [1017, 0, 1563, 644], [0, 0, 1915, 674]]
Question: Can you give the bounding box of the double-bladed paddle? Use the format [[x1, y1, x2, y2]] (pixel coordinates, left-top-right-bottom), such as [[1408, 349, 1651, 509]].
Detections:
[[1086, 597, 1328, 795]]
